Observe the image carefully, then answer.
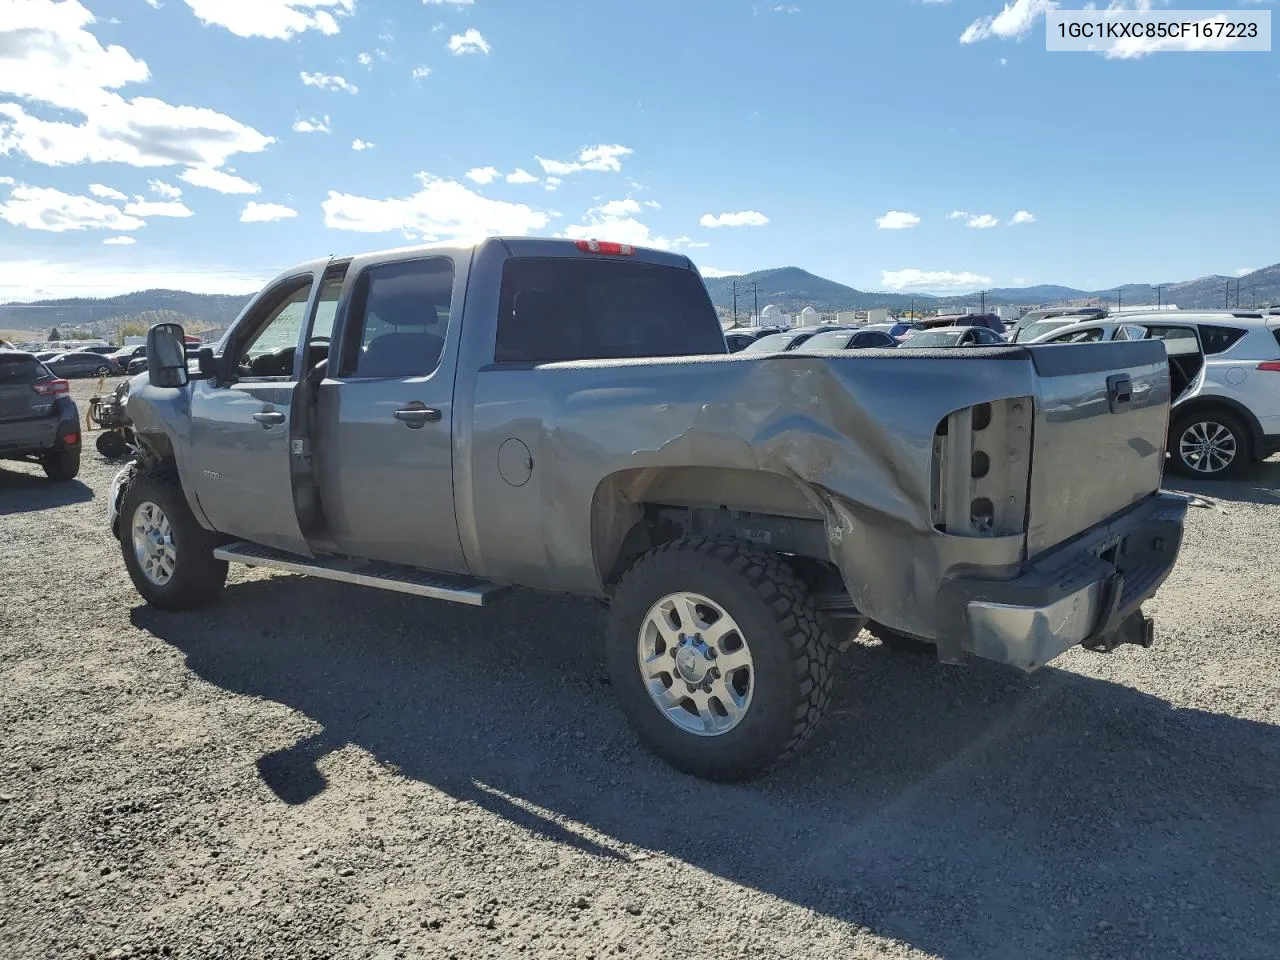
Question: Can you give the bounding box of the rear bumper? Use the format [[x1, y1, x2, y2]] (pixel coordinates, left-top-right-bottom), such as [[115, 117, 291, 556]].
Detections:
[[936, 491, 1188, 671]]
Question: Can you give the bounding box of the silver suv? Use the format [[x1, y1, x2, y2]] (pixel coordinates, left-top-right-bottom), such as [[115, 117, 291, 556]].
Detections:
[[1111, 312, 1280, 479]]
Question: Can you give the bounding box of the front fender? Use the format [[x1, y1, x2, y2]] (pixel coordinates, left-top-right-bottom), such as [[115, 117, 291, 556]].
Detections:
[[107, 461, 138, 540], [125, 378, 213, 530]]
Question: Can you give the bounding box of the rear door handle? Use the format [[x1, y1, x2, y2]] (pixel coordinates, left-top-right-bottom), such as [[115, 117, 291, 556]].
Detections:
[[252, 410, 286, 426], [394, 405, 442, 428]]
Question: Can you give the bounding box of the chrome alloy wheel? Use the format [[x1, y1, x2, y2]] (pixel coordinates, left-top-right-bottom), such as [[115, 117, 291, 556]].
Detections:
[[132, 500, 176, 586], [1179, 420, 1237, 475], [637, 592, 754, 736]]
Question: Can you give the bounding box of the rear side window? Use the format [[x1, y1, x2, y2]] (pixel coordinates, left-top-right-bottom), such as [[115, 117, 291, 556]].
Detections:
[[494, 258, 725, 363], [1196, 325, 1246, 355], [341, 258, 453, 378], [0, 354, 49, 383]]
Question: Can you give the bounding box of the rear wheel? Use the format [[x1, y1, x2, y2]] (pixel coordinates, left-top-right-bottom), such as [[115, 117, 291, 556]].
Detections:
[[606, 537, 834, 781], [96, 365, 111, 377], [119, 469, 227, 610], [40, 448, 80, 482], [1170, 410, 1250, 480]]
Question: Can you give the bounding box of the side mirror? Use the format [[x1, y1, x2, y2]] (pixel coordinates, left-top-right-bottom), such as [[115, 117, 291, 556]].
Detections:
[[147, 322, 189, 388]]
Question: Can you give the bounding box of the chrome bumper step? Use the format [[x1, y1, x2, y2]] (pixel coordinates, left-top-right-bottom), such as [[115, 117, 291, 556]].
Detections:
[[213, 541, 508, 606]]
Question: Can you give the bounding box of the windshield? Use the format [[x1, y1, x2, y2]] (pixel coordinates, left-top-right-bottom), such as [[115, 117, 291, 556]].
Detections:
[[804, 331, 854, 350], [902, 329, 965, 348], [1018, 319, 1075, 342], [742, 332, 797, 353]]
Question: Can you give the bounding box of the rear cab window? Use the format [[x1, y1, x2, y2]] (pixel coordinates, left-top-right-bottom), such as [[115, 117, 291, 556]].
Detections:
[[493, 258, 725, 364], [339, 258, 454, 378]]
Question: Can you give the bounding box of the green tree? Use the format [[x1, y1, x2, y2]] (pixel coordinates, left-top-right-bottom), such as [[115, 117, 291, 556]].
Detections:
[[49, 327, 61, 340]]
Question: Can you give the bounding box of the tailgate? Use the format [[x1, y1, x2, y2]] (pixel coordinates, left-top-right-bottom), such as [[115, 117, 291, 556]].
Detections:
[[1024, 340, 1171, 556], [0, 355, 55, 424]]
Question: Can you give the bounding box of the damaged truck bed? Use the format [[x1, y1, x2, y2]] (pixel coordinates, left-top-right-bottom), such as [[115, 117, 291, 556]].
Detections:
[[112, 237, 1187, 780]]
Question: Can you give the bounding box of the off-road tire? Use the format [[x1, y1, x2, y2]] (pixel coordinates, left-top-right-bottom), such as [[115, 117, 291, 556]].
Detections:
[[1168, 409, 1250, 481], [119, 467, 227, 610], [41, 448, 80, 482], [606, 537, 834, 781]]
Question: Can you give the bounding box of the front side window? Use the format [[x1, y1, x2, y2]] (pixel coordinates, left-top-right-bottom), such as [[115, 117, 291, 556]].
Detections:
[[494, 258, 725, 364], [236, 280, 313, 379], [340, 258, 454, 378]]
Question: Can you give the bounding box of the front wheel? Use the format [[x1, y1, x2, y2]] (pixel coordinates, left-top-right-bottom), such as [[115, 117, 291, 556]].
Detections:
[[605, 537, 834, 782], [119, 469, 227, 610], [1169, 410, 1250, 480]]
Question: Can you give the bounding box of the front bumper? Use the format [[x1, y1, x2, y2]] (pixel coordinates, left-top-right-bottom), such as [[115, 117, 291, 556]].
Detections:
[[936, 491, 1189, 671]]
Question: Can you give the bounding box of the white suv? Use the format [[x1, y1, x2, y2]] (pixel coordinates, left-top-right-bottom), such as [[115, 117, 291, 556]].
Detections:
[[1108, 312, 1280, 479]]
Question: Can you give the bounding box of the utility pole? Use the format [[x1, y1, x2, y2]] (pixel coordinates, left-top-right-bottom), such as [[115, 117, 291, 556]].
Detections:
[[980, 290, 986, 314], [1117, 288, 1122, 312], [910, 297, 915, 319], [731, 279, 738, 327], [746, 281, 759, 326], [1225, 280, 1230, 309], [1156, 285, 1162, 310]]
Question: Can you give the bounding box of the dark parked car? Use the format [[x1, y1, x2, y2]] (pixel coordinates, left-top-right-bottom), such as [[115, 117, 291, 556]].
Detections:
[[724, 330, 759, 352], [110, 344, 147, 366], [83, 345, 120, 355], [800, 328, 899, 351], [0, 350, 82, 480], [919, 313, 1006, 336], [46, 351, 123, 378]]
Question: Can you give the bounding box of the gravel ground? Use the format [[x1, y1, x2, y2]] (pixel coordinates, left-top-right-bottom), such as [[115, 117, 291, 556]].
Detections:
[[2, 378, 1278, 960]]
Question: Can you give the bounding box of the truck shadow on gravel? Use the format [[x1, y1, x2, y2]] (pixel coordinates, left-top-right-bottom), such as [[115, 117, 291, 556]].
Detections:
[[0, 468, 94, 515], [132, 579, 1280, 960], [1163, 458, 1280, 506]]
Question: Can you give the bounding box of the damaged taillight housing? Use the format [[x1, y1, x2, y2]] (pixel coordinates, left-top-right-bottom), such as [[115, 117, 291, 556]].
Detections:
[[931, 397, 1033, 537]]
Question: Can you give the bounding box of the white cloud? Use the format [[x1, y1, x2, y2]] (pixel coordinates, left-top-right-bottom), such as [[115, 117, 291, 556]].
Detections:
[[103, 235, 136, 245], [1106, 12, 1260, 59], [181, 0, 356, 40], [1009, 210, 1036, 225], [949, 210, 1000, 229], [699, 210, 769, 228], [148, 178, 182, 199], [411, 66, 432, 80], [881, 268, 994, 291], [300, 71, 358, 94], [322, 172, 552, 242], [876, 210, 920, 230], [89, 183, 128, 201], [357, 52, 373, 67], [699, 266, 740, 278], [0, 258, 272, 300], [506, 168, 538, 185], [0, 176, 12, 185], [1235, 267, 1255, 277], [960, 0, 1058, 44], [673, 236, 710, 250], [465, 166, 500, 185], [0, 1, 274, 171], [423, 0, 474, 4], [241, 201, 298, 223], [544, 176, 562, 192], [448, 28, 491, 55], [535, 144, 633, 176], [178, 166, 259, 195], [124, 198, 193, 218], [144, 0, 162, 7], [351, 138, 375, 151], [561, 199, 670, 250], [643, 200, 661, 210], [0, 185, 146, 232], [293, 115, 332, 134]]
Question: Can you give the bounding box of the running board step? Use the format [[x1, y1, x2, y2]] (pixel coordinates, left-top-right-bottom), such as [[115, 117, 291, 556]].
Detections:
[[213, 541, 508, 606]]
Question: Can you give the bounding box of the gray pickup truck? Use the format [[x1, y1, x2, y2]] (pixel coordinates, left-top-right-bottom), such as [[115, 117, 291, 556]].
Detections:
[[109, 237, 1188, 781]]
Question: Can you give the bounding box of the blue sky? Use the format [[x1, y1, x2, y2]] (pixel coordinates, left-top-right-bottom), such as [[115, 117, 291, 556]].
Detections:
[[0, 0, 1276, 302]]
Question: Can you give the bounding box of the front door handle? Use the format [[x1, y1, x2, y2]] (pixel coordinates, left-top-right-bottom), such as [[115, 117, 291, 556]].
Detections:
[[253, 410, 286, 426], [394, 405, 442, 428]]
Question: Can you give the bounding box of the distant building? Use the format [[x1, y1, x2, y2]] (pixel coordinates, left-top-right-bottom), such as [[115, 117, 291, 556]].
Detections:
[[759, 304, 792, 329], [835, 311, 861, 326], [994, 305, 1021, 322], [798, 307, 820, 327], [865, 308, 891, 325]]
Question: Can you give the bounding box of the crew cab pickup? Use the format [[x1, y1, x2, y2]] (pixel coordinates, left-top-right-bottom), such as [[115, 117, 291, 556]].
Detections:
[[109, 237, 1187, 781]]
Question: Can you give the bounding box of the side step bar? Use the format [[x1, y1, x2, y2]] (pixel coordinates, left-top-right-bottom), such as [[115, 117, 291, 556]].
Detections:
[[213, 541, 509, 606]]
